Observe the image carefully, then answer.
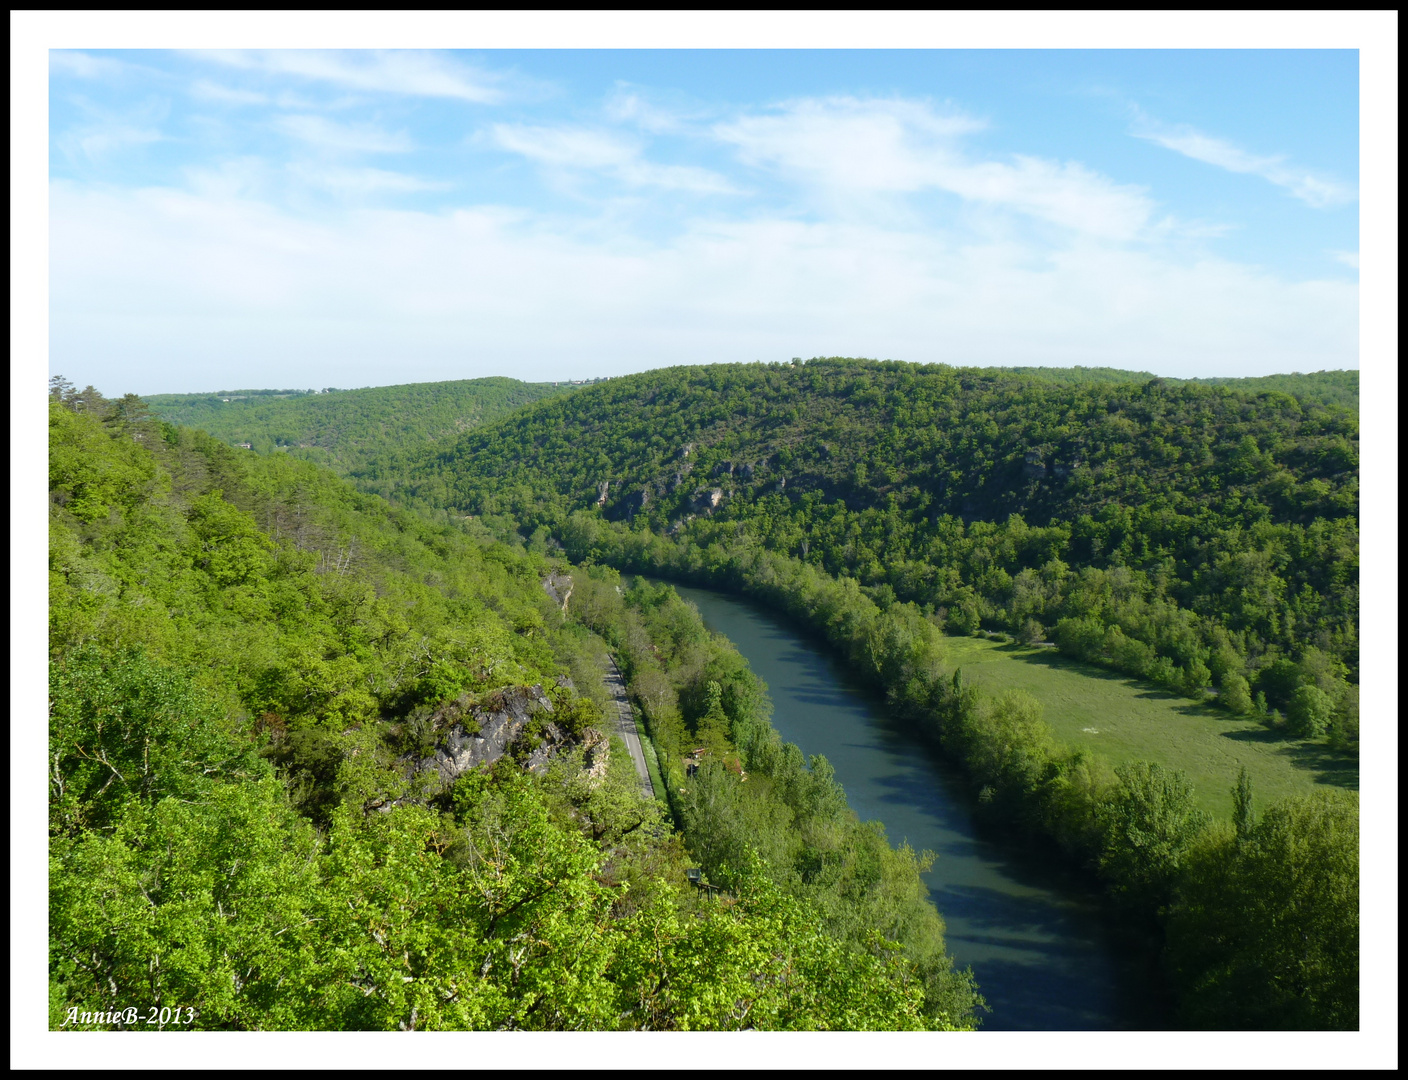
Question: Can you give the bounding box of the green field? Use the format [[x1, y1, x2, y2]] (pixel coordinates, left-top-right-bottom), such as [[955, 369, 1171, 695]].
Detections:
[[943, 635, 1357, 818]]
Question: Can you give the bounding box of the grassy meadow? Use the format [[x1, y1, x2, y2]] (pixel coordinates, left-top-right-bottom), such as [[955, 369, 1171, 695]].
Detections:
[[943, 635, 1358, 819]]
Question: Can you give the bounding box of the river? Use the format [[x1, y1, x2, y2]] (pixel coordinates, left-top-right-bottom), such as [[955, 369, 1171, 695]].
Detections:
[[664, 581, 1171, 1031]]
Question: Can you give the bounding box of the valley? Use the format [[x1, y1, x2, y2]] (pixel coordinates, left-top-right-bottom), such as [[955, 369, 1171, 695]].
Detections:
[[50, 360, 1360, 1032]]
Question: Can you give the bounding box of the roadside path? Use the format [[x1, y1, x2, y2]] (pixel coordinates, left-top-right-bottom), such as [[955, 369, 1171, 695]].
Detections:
[[603, 655, 656, 800]]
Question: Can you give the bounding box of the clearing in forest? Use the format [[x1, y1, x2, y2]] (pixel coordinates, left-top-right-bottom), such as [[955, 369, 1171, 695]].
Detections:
[[943, 636, 1358, 818]]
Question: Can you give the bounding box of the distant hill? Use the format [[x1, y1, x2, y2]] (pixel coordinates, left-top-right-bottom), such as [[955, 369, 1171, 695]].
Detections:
[[376, 357, 1359, 690], [992, 367, 1358, 410], [145, 377, 574, 475]]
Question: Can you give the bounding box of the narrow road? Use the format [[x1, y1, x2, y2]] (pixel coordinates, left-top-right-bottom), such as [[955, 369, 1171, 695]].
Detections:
[[603, 654, 656, 800]]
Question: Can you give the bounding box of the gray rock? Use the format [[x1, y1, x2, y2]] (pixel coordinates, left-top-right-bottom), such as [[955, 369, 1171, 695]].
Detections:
[[402, 684, 562, 790]]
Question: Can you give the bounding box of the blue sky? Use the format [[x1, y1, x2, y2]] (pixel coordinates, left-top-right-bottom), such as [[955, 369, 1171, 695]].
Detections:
[[49, 48, 1360, 393]]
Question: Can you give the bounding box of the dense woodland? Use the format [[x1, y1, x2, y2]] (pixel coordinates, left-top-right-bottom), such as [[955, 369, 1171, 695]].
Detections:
[[48, 381, 975, 1031], [143, 377, 567, 476], [50, 358, 1360, 1030], [374, 360, 1359, 750]]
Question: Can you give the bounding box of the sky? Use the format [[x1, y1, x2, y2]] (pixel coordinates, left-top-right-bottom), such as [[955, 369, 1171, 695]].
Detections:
[[47, 46, 1362, 394]]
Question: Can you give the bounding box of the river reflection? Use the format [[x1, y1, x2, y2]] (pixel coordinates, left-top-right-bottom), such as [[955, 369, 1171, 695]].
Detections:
[[663, 581, 1170, 1031]]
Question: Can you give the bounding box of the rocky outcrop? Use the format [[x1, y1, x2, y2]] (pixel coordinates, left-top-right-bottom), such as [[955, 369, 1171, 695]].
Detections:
[[400, 684, 566, 794], [578, 727, 611, 786], [692, 487, 724, 513], [542, 573, 573, 613], [596, 480, 610, 506]]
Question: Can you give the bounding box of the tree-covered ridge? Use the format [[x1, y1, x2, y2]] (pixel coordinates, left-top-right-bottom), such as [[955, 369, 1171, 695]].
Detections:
[[998, 366, 1357, 411], [375, 358, 1358, 739], [142, 376, 571, 475], [48, 385, 975, 1031]]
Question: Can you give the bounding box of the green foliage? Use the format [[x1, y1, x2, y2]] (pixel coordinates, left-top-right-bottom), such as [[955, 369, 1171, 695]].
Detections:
[[144, 377, 569, 486], [382, 360, 1357, 726], [48, 646, 265, 834], [568, 573, 982, 1027], [1288, 685, 1334, 739], [48, 382, 963, 1031], [1166, 791, 1359, 1029], [1232, 767, 1255, 843], [1097, 763, 1211, 912]]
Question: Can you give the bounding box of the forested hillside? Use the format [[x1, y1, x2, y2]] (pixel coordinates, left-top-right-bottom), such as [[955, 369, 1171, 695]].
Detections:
[[143, 377, 570, 476], [1000, 366, 1357, 411], [377, 358, 1359, 746], [47, 381, 977, 1031]]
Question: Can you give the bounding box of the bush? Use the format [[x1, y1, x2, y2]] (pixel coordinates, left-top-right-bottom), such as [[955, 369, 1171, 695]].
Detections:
[[1217, 672, 1253, 715], [1097, 762, 1210, 912], [1287, 684, 1334, 739]]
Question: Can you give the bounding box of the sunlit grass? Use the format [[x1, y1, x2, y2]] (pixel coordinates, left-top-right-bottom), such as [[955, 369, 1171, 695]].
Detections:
[[943, 635, 1358, 818]]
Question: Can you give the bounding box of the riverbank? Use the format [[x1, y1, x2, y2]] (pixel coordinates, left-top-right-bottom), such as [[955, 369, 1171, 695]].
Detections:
[[669, 580, 1171, 1031]]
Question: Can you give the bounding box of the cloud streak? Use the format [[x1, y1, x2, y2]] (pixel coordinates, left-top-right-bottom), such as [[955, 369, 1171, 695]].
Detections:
[[491, 123, 738, 193], [716, 97, 1153, 240], [199, 49, 505, 104], [274, 114, 413, 154], [1132, 114, 1356, 208]]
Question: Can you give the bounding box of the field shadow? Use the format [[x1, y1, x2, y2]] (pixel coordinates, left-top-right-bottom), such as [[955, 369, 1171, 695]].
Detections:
[[987, 643, 1360, 791], [1218, 727, 1360, 790]]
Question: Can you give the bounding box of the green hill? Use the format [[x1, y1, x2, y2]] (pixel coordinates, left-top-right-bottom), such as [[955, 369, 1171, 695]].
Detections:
[[997, 366, 1357, 411], [379, 358, 1358, 708], [144, 376, 573, 477], [47, 383, 978, 1032]]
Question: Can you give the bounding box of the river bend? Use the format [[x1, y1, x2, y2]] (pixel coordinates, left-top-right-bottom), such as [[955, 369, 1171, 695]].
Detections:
[[667, 581, 1170, 1031]]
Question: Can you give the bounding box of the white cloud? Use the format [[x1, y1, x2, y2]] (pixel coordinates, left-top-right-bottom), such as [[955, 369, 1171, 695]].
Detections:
[[56, 124, 164, 161], [603, 86, 697, 134], [1331, 250, 1359, 270], [199, 49, 504, 104], [49, 180, 1357, 394], [49, 50, 131, 80], [274, 114, 413, 154], [1132, 116, 1357, 208], [715, 97, 1153, 241], [190, 80, 268, 106], [288, 163, 452, 195], [490, 123, 737, 193]]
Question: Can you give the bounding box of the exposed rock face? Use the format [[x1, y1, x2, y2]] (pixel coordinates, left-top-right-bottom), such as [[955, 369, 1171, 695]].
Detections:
[[616, 487, 650, 518], [713, 461, 734, 478], [401, 684, 565, 792], [1022, 451, 1046, 480], [578, 727, 610, 786], [542, 573, 573, 613], [596, 480, 610, 506], [693, 487, 724, 513]]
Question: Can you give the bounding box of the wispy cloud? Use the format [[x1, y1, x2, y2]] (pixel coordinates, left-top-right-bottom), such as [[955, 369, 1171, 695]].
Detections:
[[73, 126, 164, 159], [274, 114, 413, 154], [1131, 113, 1356, 208], [190, 80, 268, 106], [491, 123, 737, 194], [715, 97, 1152, 241], [288, 163, 452, 196], [1330, 250, 1359, 270], [603, 85, 711, 134], [199, 50, 505, 104], [49, 179, 1358, 391], [49, 50, 132, 80]]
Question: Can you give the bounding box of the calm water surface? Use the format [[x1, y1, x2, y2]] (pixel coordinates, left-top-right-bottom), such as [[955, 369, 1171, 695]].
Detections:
[[665, 581, 1171, 1031]]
